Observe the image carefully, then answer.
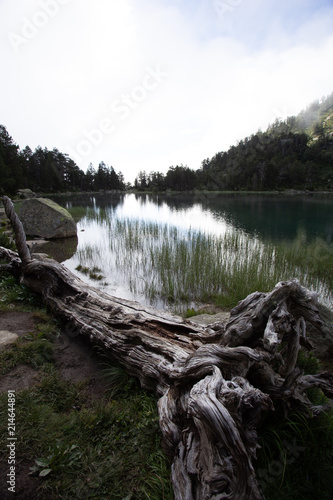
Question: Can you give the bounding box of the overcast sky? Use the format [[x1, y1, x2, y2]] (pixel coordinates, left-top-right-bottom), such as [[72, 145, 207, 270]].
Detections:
[[1, 0, 333, 183]]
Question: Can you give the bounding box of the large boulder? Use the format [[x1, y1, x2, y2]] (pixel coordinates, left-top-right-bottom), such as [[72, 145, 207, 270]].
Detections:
[[18, 198, 77, 239]]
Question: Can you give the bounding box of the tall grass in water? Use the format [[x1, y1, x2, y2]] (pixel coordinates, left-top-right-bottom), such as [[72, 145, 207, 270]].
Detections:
[[76, 244, 104, 271], [275, 229, 333, 303], [107, 219, 333, 310]]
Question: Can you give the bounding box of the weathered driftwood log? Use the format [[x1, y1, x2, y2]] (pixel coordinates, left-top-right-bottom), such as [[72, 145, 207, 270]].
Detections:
[[2, 196, 31, 265], [1, 195, 333, 500]]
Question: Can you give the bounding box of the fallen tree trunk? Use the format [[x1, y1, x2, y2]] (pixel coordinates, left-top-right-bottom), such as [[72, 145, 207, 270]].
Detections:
[[1, 195, 333, 500]]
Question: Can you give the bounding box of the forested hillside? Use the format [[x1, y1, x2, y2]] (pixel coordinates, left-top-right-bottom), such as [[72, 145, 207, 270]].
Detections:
[[0, 125, 125, 195], [199, 93, 333, 191], [135, 93, 333, 191], [1, 93, 333, 194]]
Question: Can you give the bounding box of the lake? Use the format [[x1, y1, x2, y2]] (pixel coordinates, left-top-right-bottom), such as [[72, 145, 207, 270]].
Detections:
[[50, 192, 333, 312]]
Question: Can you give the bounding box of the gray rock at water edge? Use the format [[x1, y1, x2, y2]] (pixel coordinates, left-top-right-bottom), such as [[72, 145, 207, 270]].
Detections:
[[17, 188, 36, 199], [18, 198, 77, 239]]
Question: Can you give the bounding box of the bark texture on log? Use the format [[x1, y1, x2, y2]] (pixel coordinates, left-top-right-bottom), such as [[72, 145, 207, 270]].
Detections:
[[1, 195, 333, 500], [2, 196, 31, 264]]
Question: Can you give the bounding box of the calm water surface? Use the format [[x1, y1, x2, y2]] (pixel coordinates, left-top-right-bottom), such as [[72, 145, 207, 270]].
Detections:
[[51, 193, 333, 310]]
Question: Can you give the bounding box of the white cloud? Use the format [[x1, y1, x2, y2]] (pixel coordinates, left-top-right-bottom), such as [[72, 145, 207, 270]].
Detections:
[[1, 0, 333, 183]]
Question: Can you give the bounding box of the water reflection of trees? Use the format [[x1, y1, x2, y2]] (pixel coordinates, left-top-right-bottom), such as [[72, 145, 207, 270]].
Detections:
[[158, 193, 332, 243], [54, 192, 332, 244], [53, 193, 125, 212]]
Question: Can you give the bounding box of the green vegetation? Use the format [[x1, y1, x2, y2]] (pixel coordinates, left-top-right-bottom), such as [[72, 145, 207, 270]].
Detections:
[[255, 346, 333, 499], [256, 408, 333, 499], [66, 205, 89, 222], [0, 232, 16, 251], [276, 230, 333, 296], [99, 219, 332, 311], [0, 125, 125, 195], [75, 264, 104, 281], [0, 274, 42, 312], [0, 369, 173, 499]]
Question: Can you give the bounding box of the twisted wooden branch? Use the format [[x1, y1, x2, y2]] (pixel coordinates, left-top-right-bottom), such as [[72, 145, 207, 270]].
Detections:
[[2, 196, 31, 265]]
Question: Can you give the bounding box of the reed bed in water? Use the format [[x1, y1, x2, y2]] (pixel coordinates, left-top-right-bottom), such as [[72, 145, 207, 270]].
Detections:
[[76, 244, 104, 270], [101, 219, 332, 310], [275, 229, 333, 295]]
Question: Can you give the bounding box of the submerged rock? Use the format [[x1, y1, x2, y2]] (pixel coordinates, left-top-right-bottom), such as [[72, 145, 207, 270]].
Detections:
[[19, 198, 77, 239]]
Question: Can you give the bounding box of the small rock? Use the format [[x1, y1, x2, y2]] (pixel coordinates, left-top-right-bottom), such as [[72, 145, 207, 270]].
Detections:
[[189, 311, 230, 327], [31, 253, 50, 260], [0, 330, 18, 349]]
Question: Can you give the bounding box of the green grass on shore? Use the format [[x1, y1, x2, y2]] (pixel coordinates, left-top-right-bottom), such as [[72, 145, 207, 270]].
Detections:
[[0, 272, 172, 500]]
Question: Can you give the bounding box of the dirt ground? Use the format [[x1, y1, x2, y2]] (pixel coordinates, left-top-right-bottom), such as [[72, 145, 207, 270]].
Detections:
[[0, 311, 108, 393], [0, 310, 109, 500]]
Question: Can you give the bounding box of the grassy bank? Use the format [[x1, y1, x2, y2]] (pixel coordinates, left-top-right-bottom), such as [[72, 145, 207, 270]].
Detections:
[[0, 273, 172, 500]]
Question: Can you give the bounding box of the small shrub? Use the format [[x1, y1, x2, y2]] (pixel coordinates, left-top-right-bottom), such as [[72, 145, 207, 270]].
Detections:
[[0, 232, 16, 251]]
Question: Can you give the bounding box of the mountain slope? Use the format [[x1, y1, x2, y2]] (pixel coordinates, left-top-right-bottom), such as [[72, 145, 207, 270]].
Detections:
[[199, 93, 333, 191]]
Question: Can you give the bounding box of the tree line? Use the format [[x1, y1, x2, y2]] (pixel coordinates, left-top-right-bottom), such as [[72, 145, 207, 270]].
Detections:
[[134, 165, 197, 192], [1, 93, 333, 195], [134, 93, 333, 192], [0, 125, 125, 195]]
